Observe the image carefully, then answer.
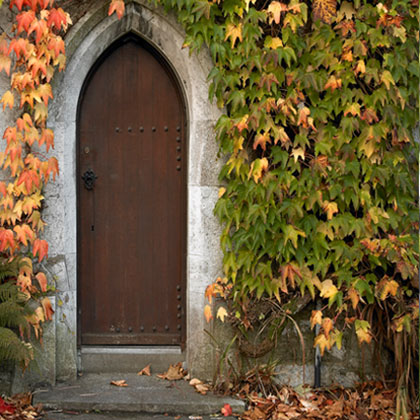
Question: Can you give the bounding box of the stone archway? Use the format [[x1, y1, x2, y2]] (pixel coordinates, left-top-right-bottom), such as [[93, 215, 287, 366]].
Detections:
[[41, 0, 222, 383]]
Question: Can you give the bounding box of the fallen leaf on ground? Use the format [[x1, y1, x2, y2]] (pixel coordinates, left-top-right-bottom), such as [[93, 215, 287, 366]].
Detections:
[[138, 364, 151, 376], [221, 403, 233, 416], [110, 380, 128, 387], [189, 377, 210, 395], [189, 378, 202, 386], [157, 362, 187, 381]]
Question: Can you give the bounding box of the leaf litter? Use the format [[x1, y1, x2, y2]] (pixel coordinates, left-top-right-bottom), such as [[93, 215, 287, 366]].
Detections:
[[0, 393, 43, 420]]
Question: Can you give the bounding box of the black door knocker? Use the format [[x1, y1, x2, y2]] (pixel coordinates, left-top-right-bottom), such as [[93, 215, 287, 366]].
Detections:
[[81, 169, 97, 190]]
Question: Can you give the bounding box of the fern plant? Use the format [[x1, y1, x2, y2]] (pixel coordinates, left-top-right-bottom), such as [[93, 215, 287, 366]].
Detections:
[[0, 259, 33, 368]]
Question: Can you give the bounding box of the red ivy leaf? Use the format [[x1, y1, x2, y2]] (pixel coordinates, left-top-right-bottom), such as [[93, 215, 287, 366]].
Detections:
[[108, 0, 125, 19], [16, 11, 36, 34]]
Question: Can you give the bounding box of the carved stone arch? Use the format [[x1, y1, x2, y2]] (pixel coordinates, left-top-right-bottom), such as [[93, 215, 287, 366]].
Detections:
[[45, 0, 222, 382]]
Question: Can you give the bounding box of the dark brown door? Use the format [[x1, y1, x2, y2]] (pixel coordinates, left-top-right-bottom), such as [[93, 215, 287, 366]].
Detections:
[[78, 37, 186, 346]]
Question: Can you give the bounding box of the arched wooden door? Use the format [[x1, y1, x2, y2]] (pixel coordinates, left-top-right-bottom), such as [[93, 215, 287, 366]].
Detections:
[[78, 36, 186, 346]]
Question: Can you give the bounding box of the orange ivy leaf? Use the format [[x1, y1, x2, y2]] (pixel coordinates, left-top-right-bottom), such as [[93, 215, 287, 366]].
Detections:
[[33, 238, 48, 261], [310, 310, 323, 330], [46, 157, 59, 181], [297, 106, 310, 127], [8, 38, 31, 59], [204, 304, 213, 322], [35, 272, 47, 292], [0, 229, 16, 253], [313, 0, 337, 24], [108, 0, 125, 19], [3, 127, 17, 145], [41, 297, 54, 320], [28, 56, 47, 78], [14, 224, 34, 246], [39, 128, 54, 151], [324, 75, 342, 91], [322, 317, 333, 339], [0, 54, 12, 76], [17, 170, 40, 193], [253, 132, 271, 151], [47, 36, 65, 57], [0, 182, 7, 197]]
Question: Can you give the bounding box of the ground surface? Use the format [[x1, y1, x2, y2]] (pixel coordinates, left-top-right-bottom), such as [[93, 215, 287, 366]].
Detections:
[[34, 373, 244, 416]]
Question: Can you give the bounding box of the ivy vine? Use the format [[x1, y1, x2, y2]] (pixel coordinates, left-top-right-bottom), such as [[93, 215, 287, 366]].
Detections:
[[153, 0, 419, 407]]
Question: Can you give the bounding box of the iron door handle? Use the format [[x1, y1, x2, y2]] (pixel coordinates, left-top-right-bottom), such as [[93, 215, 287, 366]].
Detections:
[[81, 169, 97, 190]]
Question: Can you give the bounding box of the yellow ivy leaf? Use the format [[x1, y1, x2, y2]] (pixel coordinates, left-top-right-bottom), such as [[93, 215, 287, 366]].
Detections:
[[314, 333, 332, 356], [225, 23, 243, 48], [267, 1, 288, 24], [313, 0, 337, 23], [356, 325, 372, 344], [322, 201, 338, 220], [248, 158, 269, 183], [265, 36, 283, 49], [218, 187, 226, 198], [319, 279, 338, 299], [354, 60, 366, 75], [291, 147, 305, 163], [380, 70, 395, 90], [378, 279, 399, 300], [216, 306, 228, 322], [1, 90, 14, 110], [343, 103, 360, 117], [337, 1, 355, 21], [348, 288, 359, 309], [204, 304, 213, 322]]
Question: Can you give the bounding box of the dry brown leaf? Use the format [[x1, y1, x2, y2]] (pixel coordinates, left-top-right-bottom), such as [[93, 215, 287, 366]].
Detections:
[[157, 362, 186, 381], [110, 379, 128, 387], [313, 0, 337, 23], [137, 364, 151, 376], [189, 378, 203, 386], [194, 383, 210, 395]]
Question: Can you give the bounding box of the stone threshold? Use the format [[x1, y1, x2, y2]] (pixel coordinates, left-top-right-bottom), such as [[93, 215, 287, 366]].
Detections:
[[34, 373, 245, 416]]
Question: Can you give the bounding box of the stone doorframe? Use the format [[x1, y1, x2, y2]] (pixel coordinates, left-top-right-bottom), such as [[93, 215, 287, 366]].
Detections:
[[41, 0, 222, 383]]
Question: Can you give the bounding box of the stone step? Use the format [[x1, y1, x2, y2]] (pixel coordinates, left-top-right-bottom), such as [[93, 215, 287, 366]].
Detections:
[[80, 347, 185, 373], [34, 373, 245, 416]]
